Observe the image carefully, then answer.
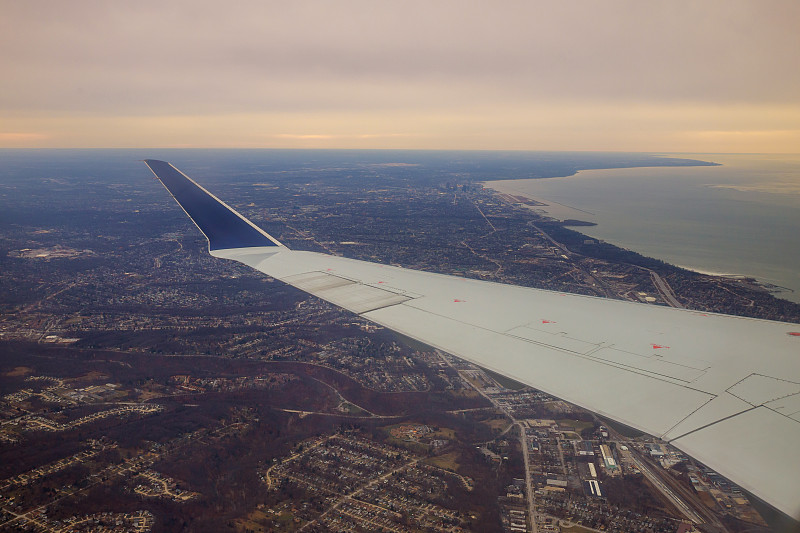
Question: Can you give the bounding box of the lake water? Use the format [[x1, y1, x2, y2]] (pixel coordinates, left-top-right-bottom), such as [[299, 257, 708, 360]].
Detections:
[[485, 154, 800, 303]]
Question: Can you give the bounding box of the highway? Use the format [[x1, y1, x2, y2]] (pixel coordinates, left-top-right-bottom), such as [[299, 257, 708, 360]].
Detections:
[[437, 350, 538, 532], [626, 451, 703, 524], [647, 269, 685, 308]]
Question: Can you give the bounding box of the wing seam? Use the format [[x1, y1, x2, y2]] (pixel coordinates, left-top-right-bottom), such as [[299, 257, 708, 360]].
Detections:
[[665, 406, 757, 443]]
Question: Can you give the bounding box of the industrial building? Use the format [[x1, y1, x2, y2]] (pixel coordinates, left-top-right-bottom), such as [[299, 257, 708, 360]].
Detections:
[[599, 444, 618, 471]]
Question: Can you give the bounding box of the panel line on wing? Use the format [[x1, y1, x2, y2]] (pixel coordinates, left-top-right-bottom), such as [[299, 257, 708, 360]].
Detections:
[[590, 347, 706, 383], [281, 271, 414, 315], [762, 405, 800, 424], [761, 391, 800, 423], [726, 373, 800, 406], [659, 396, 718, 440], [407, 305, 714, 391], [663, 405, 758, 443], [502, 324, 708, 382]]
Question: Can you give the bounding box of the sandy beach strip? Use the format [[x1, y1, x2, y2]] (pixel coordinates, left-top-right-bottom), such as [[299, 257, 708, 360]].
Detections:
[[481, 179, 596, 221]]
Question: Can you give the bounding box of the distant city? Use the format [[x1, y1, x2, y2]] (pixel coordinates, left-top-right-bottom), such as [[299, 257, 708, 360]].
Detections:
[[1, 150, 794, 532]]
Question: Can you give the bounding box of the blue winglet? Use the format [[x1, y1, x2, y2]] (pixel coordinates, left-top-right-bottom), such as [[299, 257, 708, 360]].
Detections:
[[145, 160, 282, 251]]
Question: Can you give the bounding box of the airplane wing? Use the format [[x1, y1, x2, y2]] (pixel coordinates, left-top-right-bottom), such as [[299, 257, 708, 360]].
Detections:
[[145, 159, 800, 519]]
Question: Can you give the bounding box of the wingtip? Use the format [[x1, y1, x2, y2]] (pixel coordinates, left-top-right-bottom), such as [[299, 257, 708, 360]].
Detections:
[[143, 159, 166, 180], [147, 159, 284, 250]]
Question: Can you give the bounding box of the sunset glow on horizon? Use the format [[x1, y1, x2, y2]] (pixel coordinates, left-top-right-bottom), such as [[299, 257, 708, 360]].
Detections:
[[2, 1, 799, 152]]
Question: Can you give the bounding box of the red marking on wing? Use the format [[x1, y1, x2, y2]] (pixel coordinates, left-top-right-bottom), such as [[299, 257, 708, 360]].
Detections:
[[542, 320, 556, 324], [788, 332, 800, 337], [377, 281, 385, 284], [454, 299, 465, 303], [652, 344, 669, 349]]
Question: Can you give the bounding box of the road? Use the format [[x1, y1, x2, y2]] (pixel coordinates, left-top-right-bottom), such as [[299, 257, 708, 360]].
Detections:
[[526, 220, 616, 298], [298, 456, 422, 532], [647, 269, 685, 308], [437, 351, 538, 533], [597, 416, 729, 532], [627, 451, 703, 524]]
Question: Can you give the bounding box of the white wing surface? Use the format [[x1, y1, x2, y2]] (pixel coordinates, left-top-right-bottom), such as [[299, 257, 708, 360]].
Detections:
[[145, 160, 800, 519]]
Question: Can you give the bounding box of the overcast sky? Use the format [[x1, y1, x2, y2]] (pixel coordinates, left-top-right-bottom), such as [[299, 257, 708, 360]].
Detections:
[[2, 0, 799, 151]]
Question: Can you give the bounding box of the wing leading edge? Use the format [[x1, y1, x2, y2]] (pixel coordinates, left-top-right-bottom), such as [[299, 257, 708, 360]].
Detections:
[[146, 160, 800, 520]]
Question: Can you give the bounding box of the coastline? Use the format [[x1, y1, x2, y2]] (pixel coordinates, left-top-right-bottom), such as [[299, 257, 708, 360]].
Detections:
[[481, 178, 797, 304], [482, 180, 596, 222]]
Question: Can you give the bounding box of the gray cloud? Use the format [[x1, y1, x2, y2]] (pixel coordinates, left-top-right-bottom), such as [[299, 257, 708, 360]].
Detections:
[[2, 0, 799, 117]]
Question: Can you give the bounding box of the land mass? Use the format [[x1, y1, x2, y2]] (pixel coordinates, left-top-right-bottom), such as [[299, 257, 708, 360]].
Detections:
[[0, 150, 790, 533]]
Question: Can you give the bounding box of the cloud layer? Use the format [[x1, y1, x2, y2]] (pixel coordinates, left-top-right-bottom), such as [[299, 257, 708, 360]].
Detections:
[[2, 0, 799, 150]]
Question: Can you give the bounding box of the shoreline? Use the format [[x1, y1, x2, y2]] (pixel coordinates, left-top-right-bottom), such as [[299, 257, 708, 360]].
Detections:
[[482, 179, 796, 303], [482, 180, 596, 222]]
